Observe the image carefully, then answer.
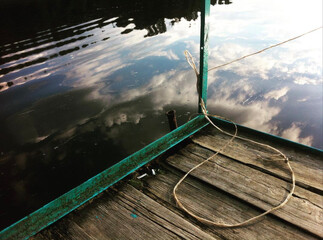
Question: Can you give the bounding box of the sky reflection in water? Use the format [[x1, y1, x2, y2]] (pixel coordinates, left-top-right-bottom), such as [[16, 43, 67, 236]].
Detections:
[[0, 0, 322, 230]]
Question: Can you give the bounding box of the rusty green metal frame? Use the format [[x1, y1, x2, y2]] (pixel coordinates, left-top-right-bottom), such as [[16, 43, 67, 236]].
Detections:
[[0, 115, 209, 240], [1, 0, 321, 239], [9, 1, 320, 239], [210, 116, 323, 154], [3, 115, 320, 240], [0, 1, 212, 238]]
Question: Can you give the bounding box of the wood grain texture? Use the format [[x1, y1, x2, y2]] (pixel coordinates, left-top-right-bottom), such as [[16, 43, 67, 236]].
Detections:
[[137, 165, 319, 240], [167, 144, 323, 237], [30, 122, 322, 239], [192, 124, 323, 193], [33, 184, 215, 240]]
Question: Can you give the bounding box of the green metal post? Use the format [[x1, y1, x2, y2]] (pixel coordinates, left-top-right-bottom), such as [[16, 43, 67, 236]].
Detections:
[[198, 0, 210, 113], [0, 2, 214, 239]]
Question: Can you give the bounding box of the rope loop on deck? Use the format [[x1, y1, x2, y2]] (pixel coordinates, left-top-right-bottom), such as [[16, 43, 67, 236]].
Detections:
[[173, 96, 296, 227], [169, 27, 323, 227]]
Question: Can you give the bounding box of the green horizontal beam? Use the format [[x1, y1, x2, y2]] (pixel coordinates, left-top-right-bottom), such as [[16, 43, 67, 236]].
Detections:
[[210, 116, 323, 154], [0, 115, 209, 240]]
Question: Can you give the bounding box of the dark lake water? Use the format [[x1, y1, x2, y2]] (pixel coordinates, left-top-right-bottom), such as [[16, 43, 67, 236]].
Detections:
[[0, 0, 322, 230]]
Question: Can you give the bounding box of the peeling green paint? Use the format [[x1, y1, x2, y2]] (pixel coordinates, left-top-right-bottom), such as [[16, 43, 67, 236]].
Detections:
[[130, 213, 138, 219], [198, 0, 210, 113], [0, 115, 209, 240], [210, 116, 323, 154], [0, 1, 219, 239]]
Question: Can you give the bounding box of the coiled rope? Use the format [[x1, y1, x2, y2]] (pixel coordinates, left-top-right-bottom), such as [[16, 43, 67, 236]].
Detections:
[[172, 26, 322, 227]]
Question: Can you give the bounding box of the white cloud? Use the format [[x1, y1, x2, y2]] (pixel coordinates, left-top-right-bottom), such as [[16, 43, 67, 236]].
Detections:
[[297, 98, 308, 102], [105, 112, 145, 127], [281, 122, 313, 146], [207, 92, 280, 134], [294, 76, 322, 85], [264, 87, 289, 100]]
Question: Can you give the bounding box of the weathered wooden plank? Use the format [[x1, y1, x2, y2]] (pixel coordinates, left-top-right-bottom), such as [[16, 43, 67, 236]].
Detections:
[[192, 124, 323, 193], [33, 220, 95, 240], [0, 116, 208, 240], [167, 143, 323, 237], [33, 184, 216, 240], [136, 165, 318, 240]]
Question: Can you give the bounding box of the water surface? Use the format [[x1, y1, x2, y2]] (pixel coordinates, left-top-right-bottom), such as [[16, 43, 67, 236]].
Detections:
[[0, 0, 322, 230]]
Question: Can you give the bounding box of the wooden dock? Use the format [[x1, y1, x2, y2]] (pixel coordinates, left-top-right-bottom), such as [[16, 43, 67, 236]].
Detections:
[[32, 121, 322, 240]]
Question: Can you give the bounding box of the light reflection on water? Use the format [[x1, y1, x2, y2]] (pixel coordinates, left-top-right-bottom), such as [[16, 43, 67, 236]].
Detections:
[[0, 0, 322, 230], [205, 0, 322, 147]]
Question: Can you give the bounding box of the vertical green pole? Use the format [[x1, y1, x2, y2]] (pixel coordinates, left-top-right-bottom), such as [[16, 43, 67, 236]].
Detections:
[[198, 0, 210, 113]]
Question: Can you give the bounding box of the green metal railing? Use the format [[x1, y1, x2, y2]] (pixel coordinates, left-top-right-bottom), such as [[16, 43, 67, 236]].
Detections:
[[0, 115, 209, 240], [1, 0, 321, 239], [0, 3, 211, 239]]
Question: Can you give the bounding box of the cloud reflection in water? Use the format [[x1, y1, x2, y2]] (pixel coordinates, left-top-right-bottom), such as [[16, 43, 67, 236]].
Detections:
[[0, 0, 322, 231]]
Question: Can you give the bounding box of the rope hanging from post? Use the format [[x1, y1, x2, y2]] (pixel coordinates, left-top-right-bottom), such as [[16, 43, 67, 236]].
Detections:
[[170, 26, 323, 227]]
